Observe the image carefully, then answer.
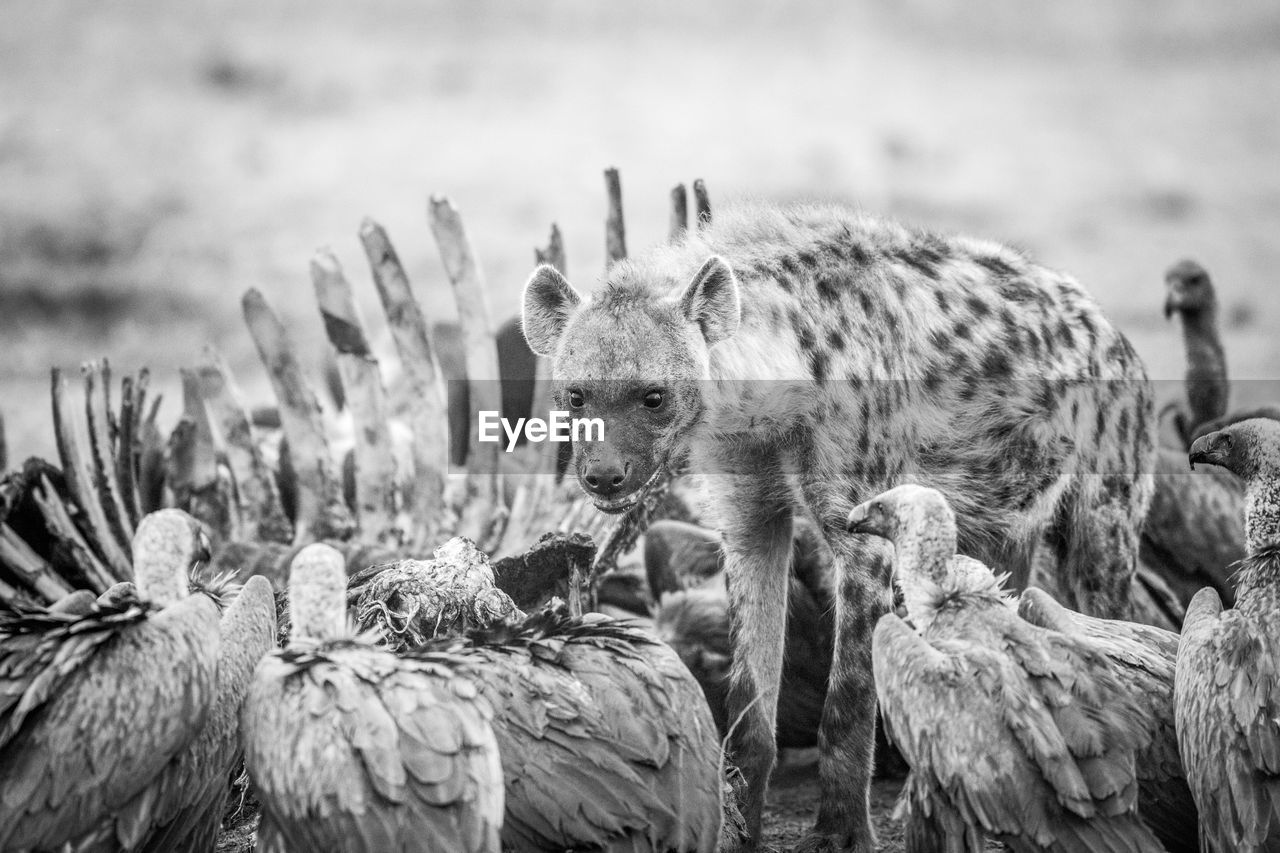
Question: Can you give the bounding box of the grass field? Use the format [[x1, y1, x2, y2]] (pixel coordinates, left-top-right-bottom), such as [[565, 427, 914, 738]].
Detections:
[[3, 0, 1279, 460]]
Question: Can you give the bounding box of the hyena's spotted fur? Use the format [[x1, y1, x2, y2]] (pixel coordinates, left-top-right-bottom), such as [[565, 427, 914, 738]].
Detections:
[[522, 202, 1155, 852]]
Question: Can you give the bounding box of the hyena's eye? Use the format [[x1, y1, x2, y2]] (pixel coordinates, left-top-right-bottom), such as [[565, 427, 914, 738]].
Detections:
[[642, 390, 664, 410], [568, 388, 585, 409]]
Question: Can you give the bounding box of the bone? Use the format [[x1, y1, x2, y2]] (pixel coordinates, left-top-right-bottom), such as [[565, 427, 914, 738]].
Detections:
[[488, 223, 577, 558], [0, 522, 74, 602], [116, 374, 141, 528], [311, 248, 401, 545], [136, 373, 167, 515], [171, 369, 238, 543], [51, 368, 133, 580], [604, 167, 627, 267], [195, 349, 293, 544], [593, 468, 672, 577], [83, 360, 134, 548], [31, 473, 116, 593], [0, 572, 40, 609], [533, 222, 566, 274], [693, 178, 712, 229], [428, 196, 504, 548], [242, 288, 354, 544], [669, 183, 689, 242], [360, 218, 450, 547], [529, 224, 566, 477]]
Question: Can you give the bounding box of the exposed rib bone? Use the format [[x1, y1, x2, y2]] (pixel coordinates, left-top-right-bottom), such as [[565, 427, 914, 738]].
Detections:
[[242, 289, 354, 544], [51, 368, 133, 580], [360, 219, 450, 548], [311, 249, 401, 546]]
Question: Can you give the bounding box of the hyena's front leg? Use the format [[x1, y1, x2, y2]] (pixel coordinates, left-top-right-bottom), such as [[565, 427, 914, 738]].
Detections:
[[719, 469, 794, 848], [802, 531, 891, 853]]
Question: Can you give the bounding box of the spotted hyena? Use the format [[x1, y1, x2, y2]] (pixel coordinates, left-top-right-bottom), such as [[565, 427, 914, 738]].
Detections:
[[521, 202, 1155, 852]]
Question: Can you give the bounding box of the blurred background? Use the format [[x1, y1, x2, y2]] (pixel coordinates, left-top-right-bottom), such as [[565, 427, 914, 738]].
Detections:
[[2, 0, 1279, 459]]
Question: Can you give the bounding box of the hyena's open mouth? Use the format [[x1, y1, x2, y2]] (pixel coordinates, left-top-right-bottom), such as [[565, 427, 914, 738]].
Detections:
[[586, 465, 667, 514]]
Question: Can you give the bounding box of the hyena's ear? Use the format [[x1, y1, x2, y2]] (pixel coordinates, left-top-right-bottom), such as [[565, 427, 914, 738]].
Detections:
[[679, 255, 740, 346], [522, 265, 582, 356]]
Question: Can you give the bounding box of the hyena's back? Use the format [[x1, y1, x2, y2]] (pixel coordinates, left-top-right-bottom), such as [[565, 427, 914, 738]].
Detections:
[[636, 202, 1155, 589]]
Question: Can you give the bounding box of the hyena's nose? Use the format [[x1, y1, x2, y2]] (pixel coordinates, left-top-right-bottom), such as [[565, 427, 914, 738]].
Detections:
[[584, 460, 630, 497]]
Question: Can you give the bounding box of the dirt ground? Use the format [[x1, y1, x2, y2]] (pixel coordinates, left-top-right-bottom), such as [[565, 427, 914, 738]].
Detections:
[[210, 756, 973, 852], [764, 756, 908, 853], [765, 756, 1010, 853]]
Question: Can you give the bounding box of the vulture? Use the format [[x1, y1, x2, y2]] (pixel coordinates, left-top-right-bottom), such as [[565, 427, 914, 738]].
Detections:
[[849, 484, 1164, 853], [241, 543, 505, 853], [1138, 259, 1251, 613], [653, 579, 834, 749], [591, 519, 724, 620], [644, 515, 833, 600], [136, 551, 277, 849], [0, 509, 221, 851], [412, 601, 725, 852], [1160, 258, 1228, 449], [1156, 258, 1280, 446], [1176, 418, 1280, 853], [1017, 588, 1198, 852], [353, 534, 724, 850], [644, 519, 726, 596]]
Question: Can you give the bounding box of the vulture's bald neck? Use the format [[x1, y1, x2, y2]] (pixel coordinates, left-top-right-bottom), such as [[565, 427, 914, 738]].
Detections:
[[1244, 468, 1280, 555]]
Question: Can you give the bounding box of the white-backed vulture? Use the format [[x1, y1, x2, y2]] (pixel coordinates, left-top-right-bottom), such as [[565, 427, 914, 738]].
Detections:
[[412, 601, 725, 852], [849, 484, 1163, 853], [0, 509, 221, 851], [1018, 587, 1197, 852], [1176, 419, 1280, 852], [241, 543, 504, 853], [1160, 259, 1228, 448]]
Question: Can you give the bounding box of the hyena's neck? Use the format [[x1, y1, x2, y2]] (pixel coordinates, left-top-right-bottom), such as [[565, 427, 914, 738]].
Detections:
[[700, 324, 820, 444], [708, 316, 812, 382]]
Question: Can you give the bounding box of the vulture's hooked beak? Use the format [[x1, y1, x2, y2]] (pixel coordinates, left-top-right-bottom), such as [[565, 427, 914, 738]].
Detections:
[[846, 501, 877, 536], [194, 526, 214, 567], [1188, 432, 1223, 471]]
